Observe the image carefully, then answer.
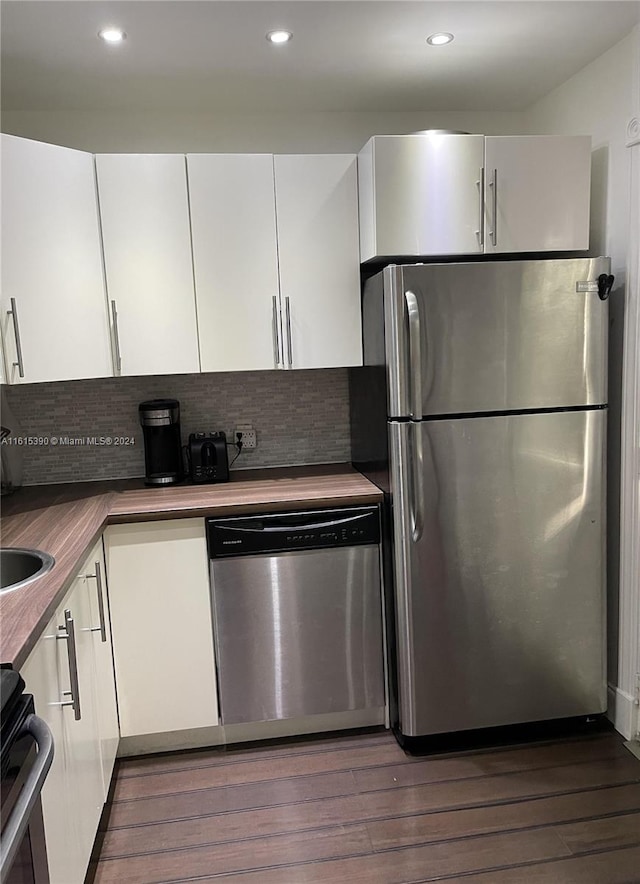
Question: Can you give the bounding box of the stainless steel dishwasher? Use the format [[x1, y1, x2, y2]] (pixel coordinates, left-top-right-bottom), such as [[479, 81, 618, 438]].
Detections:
[[207, 506, 384, 725]]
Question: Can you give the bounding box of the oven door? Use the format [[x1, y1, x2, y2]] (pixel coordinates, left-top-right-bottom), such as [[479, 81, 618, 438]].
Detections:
[[1, 706, 53, 884]]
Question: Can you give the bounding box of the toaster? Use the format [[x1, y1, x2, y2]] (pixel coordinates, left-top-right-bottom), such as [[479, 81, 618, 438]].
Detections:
[[188, 432, 229, 484]]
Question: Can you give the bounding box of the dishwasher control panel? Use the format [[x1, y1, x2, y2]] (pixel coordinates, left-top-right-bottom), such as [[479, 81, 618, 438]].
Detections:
[[207, 506, 380, 557]]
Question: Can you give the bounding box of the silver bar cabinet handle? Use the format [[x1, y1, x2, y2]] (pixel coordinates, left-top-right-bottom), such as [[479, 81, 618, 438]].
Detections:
[[271, 296, 281, 367], [285, 296, 293, 368], [7, 297, 25, 378], [488, 168, 498, 246], [111, 300, 122, 373], [88, 561, 107, 643], [56, 610, 81, 720], [476, 168, 485, 248], [404, 291, 422, 420], [0, 714, 54, 882]]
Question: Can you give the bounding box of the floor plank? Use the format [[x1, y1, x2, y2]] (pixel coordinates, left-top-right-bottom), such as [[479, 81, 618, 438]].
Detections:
[[352, 734, 627, 792], [100, 793, 369, 857], [365, 783, 640, 851], [439, 844, 640, 883], [554, 810, 640, 854], [106, 769, 360, 827], [153, 827, 570, 884], [357, 756, 640, 818], [112, 741, 407, 801], [93, 822, 373, 884]]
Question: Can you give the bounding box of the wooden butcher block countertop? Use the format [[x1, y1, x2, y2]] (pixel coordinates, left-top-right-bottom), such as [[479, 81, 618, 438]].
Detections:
[[0, 464, 382, 670]]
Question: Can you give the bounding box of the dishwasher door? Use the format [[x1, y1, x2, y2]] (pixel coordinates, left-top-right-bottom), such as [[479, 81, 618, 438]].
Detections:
[[210, 544, 384, 725]]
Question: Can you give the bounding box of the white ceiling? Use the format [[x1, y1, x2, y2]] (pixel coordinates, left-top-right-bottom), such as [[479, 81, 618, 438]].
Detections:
[[2, 1, 639, 113]]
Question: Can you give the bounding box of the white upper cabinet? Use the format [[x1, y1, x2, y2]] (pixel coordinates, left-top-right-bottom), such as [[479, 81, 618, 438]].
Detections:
[[358, 134, 486, 261], [483, 135, 591, 254], [187, 153, 280, 372], [1, 134, 112, 383], [189, 153, 362, 371], [274, 154, 362, 369], [358, 133, 591, 260], [95, 154, 200, 376]]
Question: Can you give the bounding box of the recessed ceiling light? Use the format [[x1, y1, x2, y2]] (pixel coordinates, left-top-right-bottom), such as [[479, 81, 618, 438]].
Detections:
[[98, 27, 126, 44], [426, 32, 454, 46], [266, 30, 293, 44]]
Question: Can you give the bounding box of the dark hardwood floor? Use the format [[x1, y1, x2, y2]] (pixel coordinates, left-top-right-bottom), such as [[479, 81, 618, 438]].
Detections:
[[89, 727, 640, 883]]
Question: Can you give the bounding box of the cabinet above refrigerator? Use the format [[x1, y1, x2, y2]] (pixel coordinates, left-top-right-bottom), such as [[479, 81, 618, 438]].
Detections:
[[357, 133, 592, 261]]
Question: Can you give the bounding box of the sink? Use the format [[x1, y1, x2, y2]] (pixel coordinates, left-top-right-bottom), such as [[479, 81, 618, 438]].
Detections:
[[0, 548, 55, 595]]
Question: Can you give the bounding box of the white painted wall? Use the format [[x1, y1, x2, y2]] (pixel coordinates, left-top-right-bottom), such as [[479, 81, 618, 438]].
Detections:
[[524, 27, 637, 282], [524, 26, 639, 738], [0, 109, 525, 153]]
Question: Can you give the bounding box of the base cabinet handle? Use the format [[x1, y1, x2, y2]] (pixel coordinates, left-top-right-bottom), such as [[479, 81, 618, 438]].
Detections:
[[87, 561, 107, 642], [56, 610, 81, 720]]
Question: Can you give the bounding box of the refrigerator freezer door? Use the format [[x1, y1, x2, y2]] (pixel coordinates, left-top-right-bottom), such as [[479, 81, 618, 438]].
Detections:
[[383, 258, 609, 418], [390, 410, 606, 738]]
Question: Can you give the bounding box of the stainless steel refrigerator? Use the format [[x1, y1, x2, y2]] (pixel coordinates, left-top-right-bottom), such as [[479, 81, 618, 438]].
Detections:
[[350, 257, 611, 741]]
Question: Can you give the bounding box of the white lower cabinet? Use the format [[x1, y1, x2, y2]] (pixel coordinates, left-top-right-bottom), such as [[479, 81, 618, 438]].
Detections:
[[19, 610, 78, 884], [79, 539, 120, 799], [20, 536, 118, 884], [104, 519, 219, 737]]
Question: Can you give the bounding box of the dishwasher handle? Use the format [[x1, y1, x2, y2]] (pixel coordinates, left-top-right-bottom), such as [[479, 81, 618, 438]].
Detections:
[[226, 510, 375, 533]]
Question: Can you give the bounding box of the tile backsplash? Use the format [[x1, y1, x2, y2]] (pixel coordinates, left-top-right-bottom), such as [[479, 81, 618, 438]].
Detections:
[[3, 369, 350, 486]]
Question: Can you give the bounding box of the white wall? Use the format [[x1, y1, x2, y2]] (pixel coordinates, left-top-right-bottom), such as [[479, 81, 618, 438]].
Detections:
[[524, 26, 639, 738], [0, 109, 525, 153], [525, 27, 637, 281]]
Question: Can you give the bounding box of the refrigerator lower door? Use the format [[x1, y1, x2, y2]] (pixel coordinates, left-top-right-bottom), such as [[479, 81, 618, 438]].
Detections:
[[390, 410, 606, 738]]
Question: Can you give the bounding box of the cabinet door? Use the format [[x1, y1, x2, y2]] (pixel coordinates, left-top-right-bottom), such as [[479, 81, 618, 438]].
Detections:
[[484, 136, 591, 254], [20, 616, 81, 884], [95, 154, 200, 376], [105, 519, 219, 737], [359, 134, 485, 261], [80, 538, 119, 801], [21, 570, 109, 884], [188, 154, 280, 372], [274, 154, 362, 369], [0, 135, 112, 384], [66, 576, 105, 874]]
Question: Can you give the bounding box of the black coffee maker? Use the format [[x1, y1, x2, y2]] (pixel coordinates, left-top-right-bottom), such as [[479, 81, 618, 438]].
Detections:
[[139, 399, 184, 486]]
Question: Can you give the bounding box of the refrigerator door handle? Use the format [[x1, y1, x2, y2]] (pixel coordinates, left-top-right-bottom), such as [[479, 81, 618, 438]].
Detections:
[[410, 422, 425, 542], [404, 291, 422, 420]]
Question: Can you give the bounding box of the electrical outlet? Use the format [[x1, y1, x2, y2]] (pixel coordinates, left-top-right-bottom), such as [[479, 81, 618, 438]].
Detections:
[[234, 425, 257, 449]]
